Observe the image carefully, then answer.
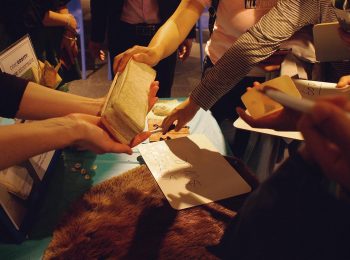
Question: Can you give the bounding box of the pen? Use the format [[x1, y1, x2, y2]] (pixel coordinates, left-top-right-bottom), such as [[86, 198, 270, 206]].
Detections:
[[259, 87, 350, 119]]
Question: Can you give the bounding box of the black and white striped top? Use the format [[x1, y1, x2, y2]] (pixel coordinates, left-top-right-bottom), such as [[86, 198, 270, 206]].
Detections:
[[191, 0, 337, 110]]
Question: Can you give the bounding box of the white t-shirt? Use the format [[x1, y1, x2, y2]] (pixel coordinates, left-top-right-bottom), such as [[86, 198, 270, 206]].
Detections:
[[196, 0, 315, 66]]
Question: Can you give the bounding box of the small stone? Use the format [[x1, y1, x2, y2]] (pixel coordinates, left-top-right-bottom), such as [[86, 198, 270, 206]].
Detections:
[[84, 174, 91, 180], [80, 168, 87, 175]]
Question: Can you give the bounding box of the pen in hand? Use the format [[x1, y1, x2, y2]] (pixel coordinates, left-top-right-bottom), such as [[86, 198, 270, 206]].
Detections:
[[150, 124, 176, 134]]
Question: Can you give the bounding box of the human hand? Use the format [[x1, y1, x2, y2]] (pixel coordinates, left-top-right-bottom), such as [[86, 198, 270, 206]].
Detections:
[[89, 41, 105, 61], [148, 81, 159, 112], [61, 31, 78, 67], [129, 81, 159, 145], [161, 97, 200, 133], [113, 46, 160, 74], [336, 75, 350, 88], [236, 106, 300, 131], [178, 38, 193, 62], [237, 81, 301, 130], [297, 96, 350, 190], [68, 114, 133, 154]]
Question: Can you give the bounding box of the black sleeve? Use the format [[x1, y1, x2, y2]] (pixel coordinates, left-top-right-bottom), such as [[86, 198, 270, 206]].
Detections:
[[0, 72, 29, 118]]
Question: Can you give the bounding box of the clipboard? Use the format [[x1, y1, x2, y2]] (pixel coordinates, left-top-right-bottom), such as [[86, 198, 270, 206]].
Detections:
[[313, 22, 350, 62]]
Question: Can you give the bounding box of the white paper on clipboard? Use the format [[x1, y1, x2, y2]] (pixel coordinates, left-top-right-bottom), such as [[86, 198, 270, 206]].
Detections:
[[139, 134, 251, 210]]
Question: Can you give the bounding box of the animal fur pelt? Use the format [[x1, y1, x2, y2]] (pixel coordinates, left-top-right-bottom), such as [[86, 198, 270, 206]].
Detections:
[[44, 158, 257, 260]]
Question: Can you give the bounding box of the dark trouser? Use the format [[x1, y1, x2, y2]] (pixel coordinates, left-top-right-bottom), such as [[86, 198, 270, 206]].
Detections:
[[109, 21, 177, 98], [217, 154, 350, 260], [202, 56, 264, 158]]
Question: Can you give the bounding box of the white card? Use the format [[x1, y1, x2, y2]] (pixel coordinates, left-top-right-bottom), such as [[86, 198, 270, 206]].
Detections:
[[139, 134, 251, 210]]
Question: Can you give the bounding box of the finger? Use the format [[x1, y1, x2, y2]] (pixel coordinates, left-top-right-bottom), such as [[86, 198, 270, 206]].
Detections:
[[149, 97, 158, 111], [130, 131, 152, 147], [301, 102, 350, 155], [161, 115, 176, 133], [149, 81, 159, 97], [108, 142, 133, 155], [113, 54, 122, 74], [116, 54, 132, 73], [148, 81, 159, 112], [99, 50, 105, 61], [253, 81, 262, 87], [174, 119, 185, 131], [236, 107, 258, 127], [182, 50, 190, 61], [337, 75, 350, 88]]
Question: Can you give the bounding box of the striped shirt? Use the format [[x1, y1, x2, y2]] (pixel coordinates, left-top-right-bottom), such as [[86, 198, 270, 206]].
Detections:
[[191, 0, 336, 110]]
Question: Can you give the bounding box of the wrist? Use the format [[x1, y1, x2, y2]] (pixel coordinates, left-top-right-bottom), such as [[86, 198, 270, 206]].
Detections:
[[63, 33, 77, 42], [188, 96, 200, 112], [64, 14, 76, 33], [82, 98, 105, 116], [61, 115, 88, 145]]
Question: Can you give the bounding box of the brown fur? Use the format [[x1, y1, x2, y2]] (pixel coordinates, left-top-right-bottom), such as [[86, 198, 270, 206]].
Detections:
[[44, 158, 257, 260]]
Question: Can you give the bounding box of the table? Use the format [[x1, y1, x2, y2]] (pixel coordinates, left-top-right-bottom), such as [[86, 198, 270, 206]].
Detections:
[[0, 107, 226, 259]]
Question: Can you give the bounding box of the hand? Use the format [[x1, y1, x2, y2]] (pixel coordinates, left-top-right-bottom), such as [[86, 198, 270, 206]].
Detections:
[[113, 45, 160, 74], [236, 81, 301, 130], [297, 96, 350, 190], [337, 75, 350, 88], [148, 81, 159, 112], [129, 81, 159, 145], [161, 97, 200, 133], [236, 106, 300, 131], [69, 114, 133, 154], [89, 41, 105, 61], [61, 32, 78, 67], [178, 38, 193, 62]]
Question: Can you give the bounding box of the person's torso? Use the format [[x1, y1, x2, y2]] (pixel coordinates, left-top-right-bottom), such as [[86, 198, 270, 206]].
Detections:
[[120, 0, 161, 24], [207, 0, 276, 63]]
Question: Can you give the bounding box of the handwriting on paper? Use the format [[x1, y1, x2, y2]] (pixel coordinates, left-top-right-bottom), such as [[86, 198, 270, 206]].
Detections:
[[141, 141, 200, 186], [294, 79, 350, 99]]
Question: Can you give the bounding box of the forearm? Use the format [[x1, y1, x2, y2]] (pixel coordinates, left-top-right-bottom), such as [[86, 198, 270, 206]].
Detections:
[[148, 0, 203, 59], [17, 82, 103, 120], [0, 116, 80, 170], [42, 10, 69, 27]]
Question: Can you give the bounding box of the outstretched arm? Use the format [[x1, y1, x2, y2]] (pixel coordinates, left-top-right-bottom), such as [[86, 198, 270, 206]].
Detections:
[[113, 0, 205, 72], [0, 114, 133, 170], [17, 81, 104, 120], [162, 0, 336, 132]]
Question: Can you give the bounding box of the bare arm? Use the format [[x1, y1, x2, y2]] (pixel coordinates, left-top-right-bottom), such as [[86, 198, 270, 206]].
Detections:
[[148, 0, 204, 59], [113, 0, 205, 72], [0, 114, 134, 170], [17, 82, 104, 120], [191, 0, 336, 110]]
